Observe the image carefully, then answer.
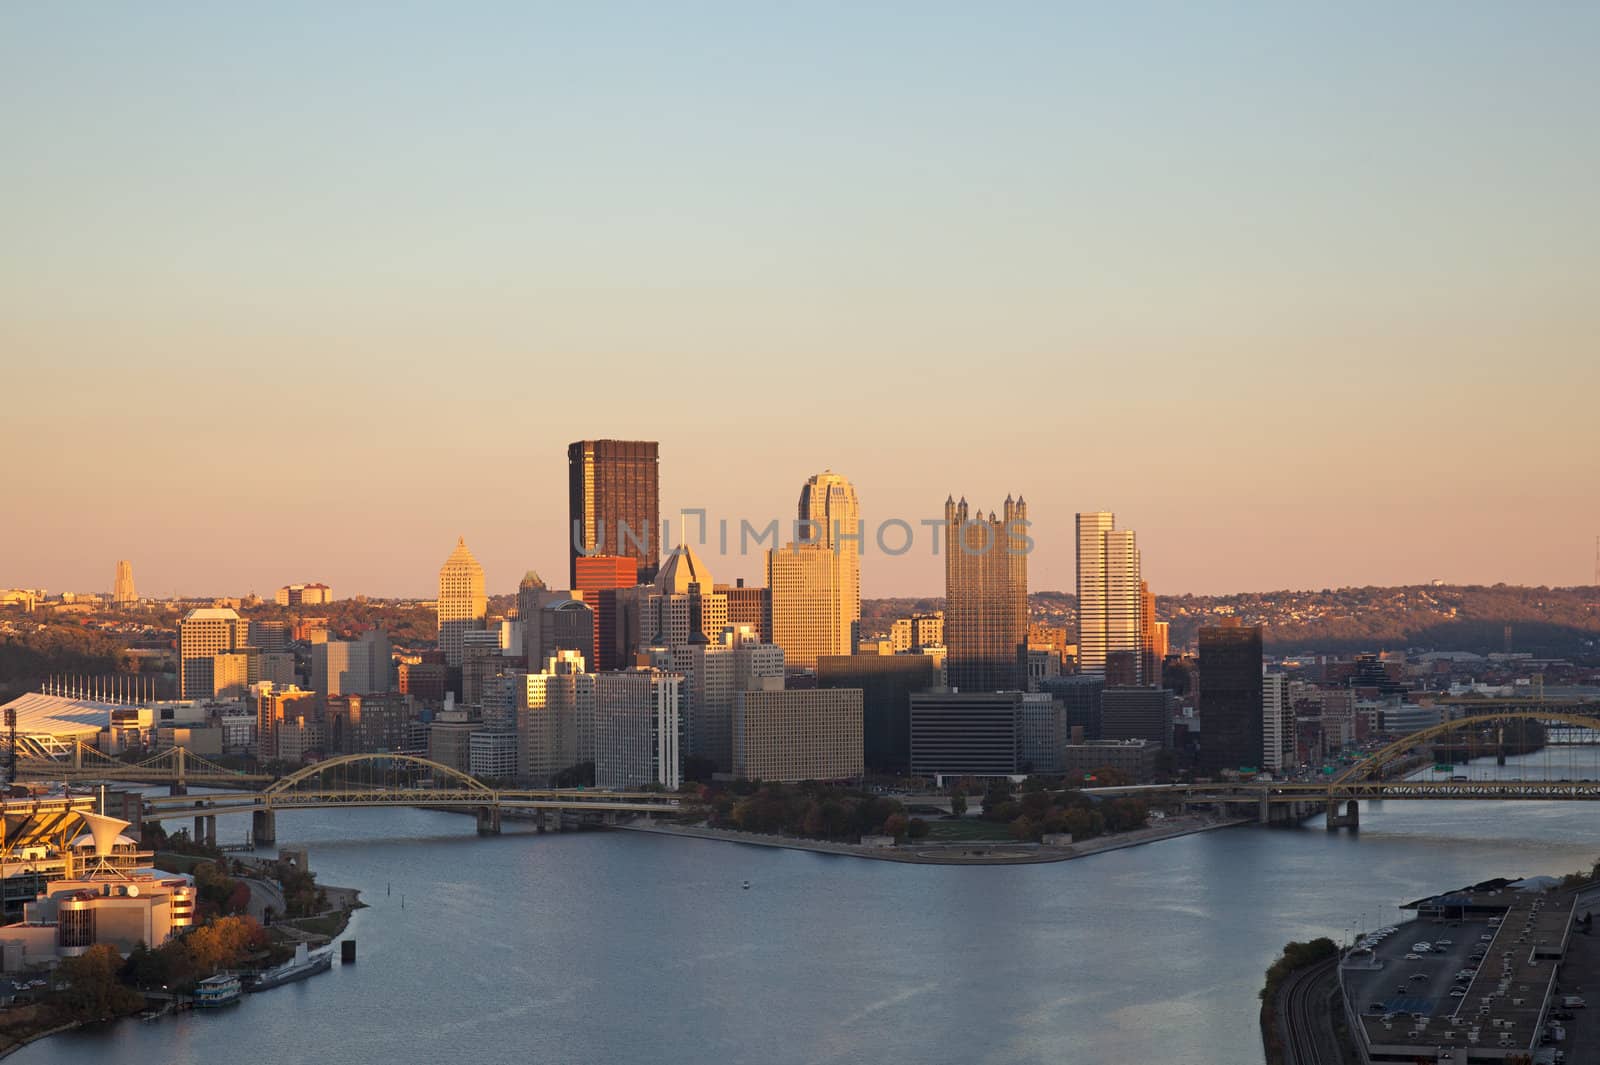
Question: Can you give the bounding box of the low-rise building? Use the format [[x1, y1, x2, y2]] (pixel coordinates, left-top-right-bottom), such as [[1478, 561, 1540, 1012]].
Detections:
[[733, 688, 863, 782]]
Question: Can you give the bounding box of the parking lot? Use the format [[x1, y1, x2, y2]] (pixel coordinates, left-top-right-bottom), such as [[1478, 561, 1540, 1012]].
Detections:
[[1345, 914, 1496, 1038]]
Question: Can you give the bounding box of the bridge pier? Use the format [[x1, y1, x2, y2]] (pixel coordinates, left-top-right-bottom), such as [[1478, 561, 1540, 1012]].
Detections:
[[252, 809, 276, 846], [192, 815, 216, 847], [1325, 799, 1360, 831], [169, 782, 188, 796], [476, 806, 501, 835], [1259, 792, 1271, 825]]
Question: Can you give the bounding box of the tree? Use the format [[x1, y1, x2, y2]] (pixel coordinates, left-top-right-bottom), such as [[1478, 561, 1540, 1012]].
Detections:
[[882, 814, 909, 840], [949, 789, 968, 817], [57, 944, 142, 1019], [907, 817, 930, 839]]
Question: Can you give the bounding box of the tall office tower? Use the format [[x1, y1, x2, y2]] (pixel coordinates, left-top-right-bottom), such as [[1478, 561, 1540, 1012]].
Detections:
[[573, 554, 638, 668], [568, 440, 660, 586], [1076, 512, 1144, 680], [1138, 580, 1160, 685], [437, 537, 487, 667], [647, 544, 727, 648], [1196, 621, 1265, 776], [1262, 672, 1295, 773], [112, 560, 136, 606], [796, 470, 861, 649], [943, 495, 1028, 692], [178, 607, 248, 699], [766, 471, 861, 670]]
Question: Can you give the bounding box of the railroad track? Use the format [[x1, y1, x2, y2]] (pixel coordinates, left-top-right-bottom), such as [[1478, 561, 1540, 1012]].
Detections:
[[1280, 955, 1340, 1065]]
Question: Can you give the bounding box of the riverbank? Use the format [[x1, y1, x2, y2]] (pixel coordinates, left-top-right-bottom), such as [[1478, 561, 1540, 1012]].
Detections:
[[616, 813, 1250, 864], [0, 1014, 82, 1061]]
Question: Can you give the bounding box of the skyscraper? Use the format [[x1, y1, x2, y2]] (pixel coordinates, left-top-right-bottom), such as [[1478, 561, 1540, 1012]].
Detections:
[[568, 440, 660, 586], [1076, 512, 1144, 680], [1196, 621, 1265, 776], [112, 560, 136, 607], [178, 607, 248, 699], [943, 495, 1028, 692], [437, 537, 486, 667], [767, 471, 860, 670], [1138, 580, 1160, 685]]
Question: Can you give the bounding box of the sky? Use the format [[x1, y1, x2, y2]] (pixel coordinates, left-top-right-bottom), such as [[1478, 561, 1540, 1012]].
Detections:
[[2, 3, 1597, 599]]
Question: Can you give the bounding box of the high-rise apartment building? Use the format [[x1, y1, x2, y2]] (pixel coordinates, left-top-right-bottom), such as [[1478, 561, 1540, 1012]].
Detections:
[[255, 685, 318, 762], [890, 612, 944, 653], [437, 537, 486, 667], [943, 496, 1028, 692], [767, 471, 861, 670], [1262, 672, 1295, 773], [593, 668, 681, 790], [178, 607, 248, 699], [568, 439, 660, 586], [112, 560, 136, 607], [1076, 512, 1144, 681], [1197, 621, 1265, 776]]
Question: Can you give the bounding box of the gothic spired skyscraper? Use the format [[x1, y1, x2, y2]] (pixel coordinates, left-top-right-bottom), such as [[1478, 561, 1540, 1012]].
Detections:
[[112, 560, 136, 607], [437, 537, 487, 667], [1076, 511, 1144, 680], [567, 440, 660, 587], [768, 470, 861, 669], [943, 495, 1028, 692]]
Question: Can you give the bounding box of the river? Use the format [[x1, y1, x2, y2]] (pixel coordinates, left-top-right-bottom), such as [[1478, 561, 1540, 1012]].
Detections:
[[14, 747, 1600, 1065]]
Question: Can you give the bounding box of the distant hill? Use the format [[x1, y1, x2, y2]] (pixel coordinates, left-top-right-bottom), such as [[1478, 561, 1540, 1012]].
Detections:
[[863, 584, 1600, 659]]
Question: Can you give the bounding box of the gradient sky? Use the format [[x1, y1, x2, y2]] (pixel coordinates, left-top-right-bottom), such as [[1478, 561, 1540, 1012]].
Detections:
[[3, 3, 1597, 599]]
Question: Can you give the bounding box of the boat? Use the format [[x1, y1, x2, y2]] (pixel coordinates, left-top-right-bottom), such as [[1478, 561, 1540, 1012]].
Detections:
[[742, 880, 750, 890], [245, 943, 335, 992], [193, 973, 242, 1008]]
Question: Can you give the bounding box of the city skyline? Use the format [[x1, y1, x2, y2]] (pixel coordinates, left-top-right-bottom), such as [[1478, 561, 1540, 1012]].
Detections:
[[4, 5, 1598, 598]]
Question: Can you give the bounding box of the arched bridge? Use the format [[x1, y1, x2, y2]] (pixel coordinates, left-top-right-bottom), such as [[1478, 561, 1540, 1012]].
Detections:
[[1080, 708, 1600, 828], [132, 752, 684, 845]]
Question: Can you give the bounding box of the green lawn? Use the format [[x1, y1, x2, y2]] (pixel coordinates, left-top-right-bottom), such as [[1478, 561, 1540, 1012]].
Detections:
[[920, 818, 1013, 843]]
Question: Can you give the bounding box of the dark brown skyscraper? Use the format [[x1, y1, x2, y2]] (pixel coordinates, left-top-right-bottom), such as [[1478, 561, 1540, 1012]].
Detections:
[[943, 495, 1028, 692], [1196, 620, 1264, 776], [568, 440, 660, 587]]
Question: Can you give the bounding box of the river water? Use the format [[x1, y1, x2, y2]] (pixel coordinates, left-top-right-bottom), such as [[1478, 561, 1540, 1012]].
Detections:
[[14, 748, 1600, 1065]]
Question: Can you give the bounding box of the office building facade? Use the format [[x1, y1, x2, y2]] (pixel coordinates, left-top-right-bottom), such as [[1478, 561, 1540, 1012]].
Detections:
[[733, 688, 864, 782], [943, 495, 1028, 692], [568, 439, 660, 586], [437, 537, 487, 668], [1197, 622, 1265, 776]]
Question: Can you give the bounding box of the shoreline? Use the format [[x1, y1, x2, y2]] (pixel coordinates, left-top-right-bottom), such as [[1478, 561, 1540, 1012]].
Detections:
[[614, 814, 1251, 864], [0, 1020, 83, 1061]]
